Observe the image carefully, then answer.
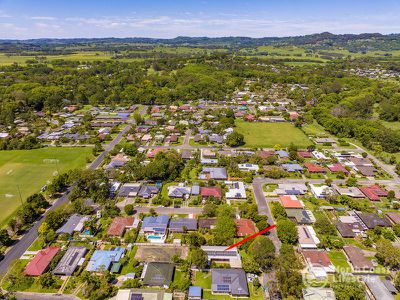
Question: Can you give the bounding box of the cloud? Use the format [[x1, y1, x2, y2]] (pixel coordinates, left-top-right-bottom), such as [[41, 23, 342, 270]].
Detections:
[[30, 16, 57, 21], [35, 22, 61, 30], [3, 12, 400, 39], [0, 10, 12, 18]]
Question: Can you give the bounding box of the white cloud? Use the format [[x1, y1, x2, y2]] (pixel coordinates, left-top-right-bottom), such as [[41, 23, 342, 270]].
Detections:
[[3, 13, 400, 39], [30, 16, 57, 21]]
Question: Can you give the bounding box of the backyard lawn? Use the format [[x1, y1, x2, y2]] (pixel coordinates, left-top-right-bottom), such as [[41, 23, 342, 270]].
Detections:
[[235, 120, 311, 148], [0, 147, 92, 226], [327, 250, 352, 273]]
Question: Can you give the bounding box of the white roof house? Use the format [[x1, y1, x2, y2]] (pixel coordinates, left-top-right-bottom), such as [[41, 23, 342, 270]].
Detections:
[[298, 226, 320, 249], [238, 163, 259, 172], [309, 184, 334, 199], [225, 181, 246, 199], [312, 151, 329, 160]]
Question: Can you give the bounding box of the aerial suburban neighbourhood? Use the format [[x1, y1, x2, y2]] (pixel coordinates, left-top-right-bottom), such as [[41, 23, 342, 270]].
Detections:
[[1, 1, 400, 300]]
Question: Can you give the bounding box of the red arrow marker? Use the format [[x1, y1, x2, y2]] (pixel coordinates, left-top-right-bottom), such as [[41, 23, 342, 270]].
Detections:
[[224, 224, 277, 251]]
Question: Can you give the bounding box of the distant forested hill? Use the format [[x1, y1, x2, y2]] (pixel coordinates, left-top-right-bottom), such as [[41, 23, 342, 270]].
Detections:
[[1, 32, 400, 52]]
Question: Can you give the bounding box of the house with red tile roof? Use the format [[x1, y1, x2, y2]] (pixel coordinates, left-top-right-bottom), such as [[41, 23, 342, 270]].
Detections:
[[107, 217, 135, 237], [151, 106, 160, 113], [304, 163, 326, 173], [244, 115, 256, 122], [297, 150, 312, 158], [24, 247, 60, 276], [302, 250, 335, 278], [328, 163, 349, 176], [200, 187, 222, 199], [235, 219, 257, 237], [360, 185, 388, 201], [257, 150, 275, 159], [280, 195, 304, 209], [147, 148, 164, 159], [289, 111, 300, 121]]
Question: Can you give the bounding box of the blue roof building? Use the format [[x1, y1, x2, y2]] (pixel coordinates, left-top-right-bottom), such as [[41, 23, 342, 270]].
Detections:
[[86, 247, 125, 272], [189, 286, 202, 300], [141, 215, 170, 235], [281, 163, 303, 172], [276, 150, 289, 158]]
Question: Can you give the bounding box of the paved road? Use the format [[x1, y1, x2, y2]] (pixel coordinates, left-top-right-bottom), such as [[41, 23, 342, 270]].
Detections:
[[182, 129, 192, 147], [252, 177, 281, 290], [0, 124, 131, 275], [133, 206, 203, 215], [16, 292, 79, 300], [89, 124, 131, 169], [348, 142, 400, 183], [252, 178, 281, 252]]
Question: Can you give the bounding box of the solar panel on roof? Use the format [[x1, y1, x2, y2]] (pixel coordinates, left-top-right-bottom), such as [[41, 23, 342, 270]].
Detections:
[[303, 227, 310, 238], [223, 276, 232, 283], [69, 252, 79, 266], [217, 284, 230, 292], [130, 293, 143, 300]]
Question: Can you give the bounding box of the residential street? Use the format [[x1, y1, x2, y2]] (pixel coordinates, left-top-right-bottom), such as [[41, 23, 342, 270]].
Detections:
[[0, 122, 131, 275]]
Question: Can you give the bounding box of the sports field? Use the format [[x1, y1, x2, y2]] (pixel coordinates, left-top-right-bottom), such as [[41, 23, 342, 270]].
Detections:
[[235, 120, 310, 148], [0, 147, 92, 226]]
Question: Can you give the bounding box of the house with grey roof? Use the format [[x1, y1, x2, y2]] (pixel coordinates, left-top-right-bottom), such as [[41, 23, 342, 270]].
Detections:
[[167, 186, 191, 198], [142, 262, 174, 288], [53, 246, 87, 276], [281, 163, 303, 173], [138, 185, 160, 198], [276, 150, 289, 159], [211, 268, 249, 297], [118, 183, 141, 198], [362, 275, 395, 300], [191, 185, 200, 196], [56, 214, 85, 235], [168, 218, 198, 233], [199, 167, 228, 180], [286, 209, 315, 224], [274, 183, 308, 195]]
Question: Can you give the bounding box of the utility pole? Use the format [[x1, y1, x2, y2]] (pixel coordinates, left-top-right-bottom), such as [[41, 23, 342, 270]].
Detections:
[[17, 185, 23, 205]]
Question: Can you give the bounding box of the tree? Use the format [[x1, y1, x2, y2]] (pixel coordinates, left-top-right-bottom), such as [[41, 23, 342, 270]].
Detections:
[[387, 190, 395, 200], [189, 248, 208, 269], [38, 272, 55, 288], [183, 232, 206, 247], [346, 176, 358, 187], [213, 214, 236, 245], [226, 131, 245, 147], [375, 239, 400, 268], [276, 267, 303, 299], [0, 229, 12, 246], [277, 219, 298, 244], [394, 272, 400, 291], [45, 209, 66, 231], [124, 204, 134, 215], [242, 255, 260, 274], [248, 236, 275, 271], [393, 224, 400, 237], [314, 215, 337, 236], [253, 277, 261, 289], [271, 202, 287, 220], [26, 193, 48, 209], [202, 203, 217, 217], [332, 281, 366, 300]]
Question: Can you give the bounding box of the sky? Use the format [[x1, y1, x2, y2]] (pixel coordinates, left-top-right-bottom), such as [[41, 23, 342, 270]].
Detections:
[[0, 0, 400, 39]]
